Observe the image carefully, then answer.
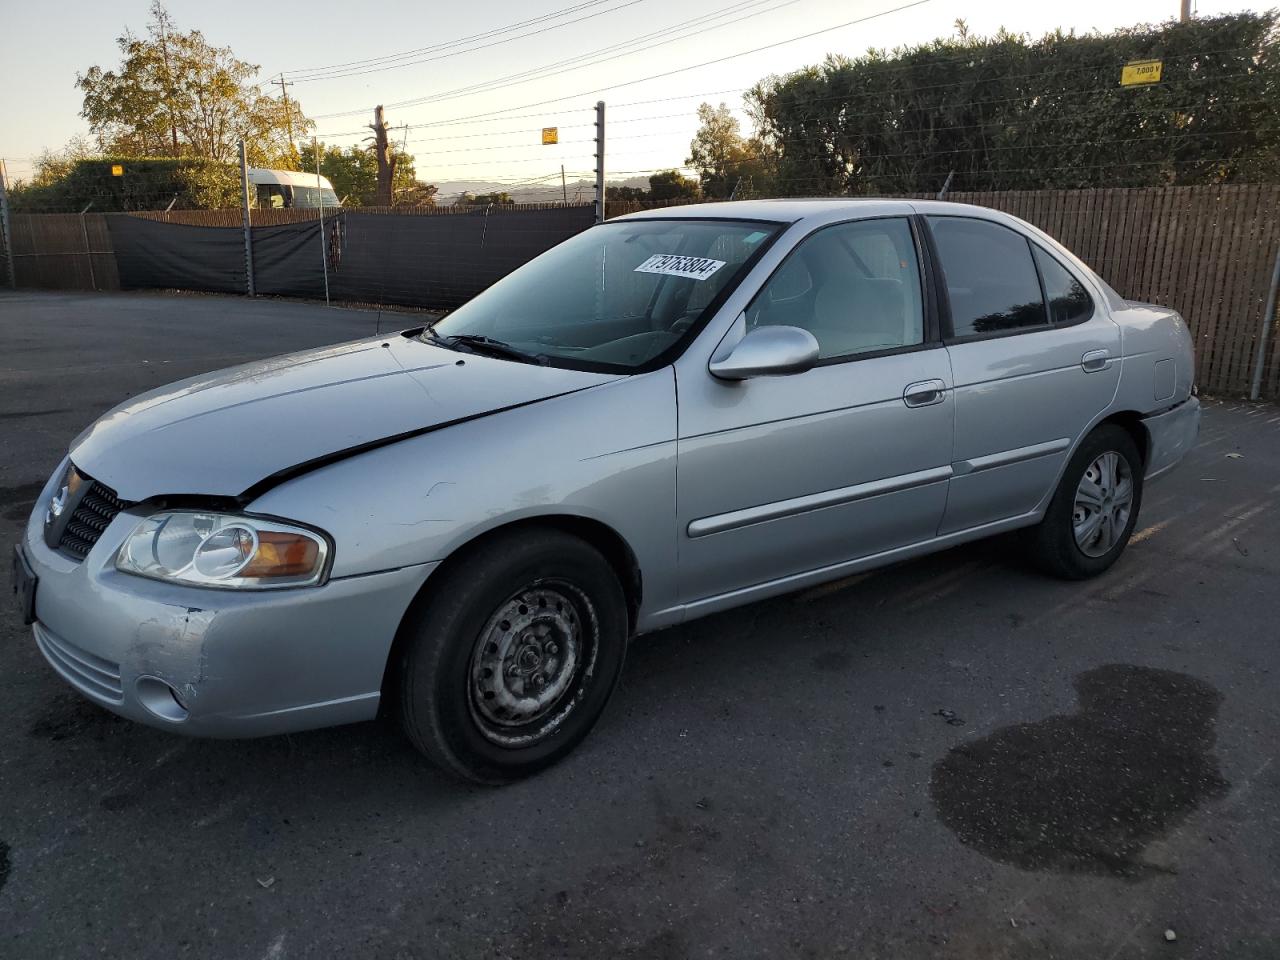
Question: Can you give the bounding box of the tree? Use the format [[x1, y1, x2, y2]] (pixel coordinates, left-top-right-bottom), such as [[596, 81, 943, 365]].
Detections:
[[76, 2, 310, 166], [22, 138, 98, 189], [687, 103, 775, 198], [606, 185, 649, 200], [397, 181, 439, 207], [297, 142, 428, 206], [370, 106, 396, 206], [747, 12, 1280, 195], [647, 170, 700, 200], [467, 192, 515, 205]]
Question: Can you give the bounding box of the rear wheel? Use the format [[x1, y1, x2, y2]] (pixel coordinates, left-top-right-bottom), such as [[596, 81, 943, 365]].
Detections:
[[1025, 424, 1144, 580], [397, 528, 628, 784]]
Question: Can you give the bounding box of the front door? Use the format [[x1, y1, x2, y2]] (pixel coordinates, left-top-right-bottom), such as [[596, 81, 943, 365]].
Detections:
[[924, 214, 1123, 534], [675, 216, 954, 605]]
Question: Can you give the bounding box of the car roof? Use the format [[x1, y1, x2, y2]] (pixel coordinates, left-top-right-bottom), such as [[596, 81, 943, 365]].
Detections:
[[613, 198, 1004, 225], [613, 197, 1126, 309], [247, 167, 337, 191]]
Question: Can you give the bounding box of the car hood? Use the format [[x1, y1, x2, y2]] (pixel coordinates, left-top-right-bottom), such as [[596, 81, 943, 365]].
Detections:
[[70, 334, 620, 502]]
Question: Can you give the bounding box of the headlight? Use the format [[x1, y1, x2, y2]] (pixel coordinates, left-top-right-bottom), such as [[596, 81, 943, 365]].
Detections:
[[115, 512, 330, 589]]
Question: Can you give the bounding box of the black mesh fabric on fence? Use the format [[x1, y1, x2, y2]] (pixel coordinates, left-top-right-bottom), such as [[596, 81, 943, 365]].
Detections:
[[108, 216, 246, 294], [253, 219, 331, 299], [330, 207, 595, 308], [104, 205, 596, 308]]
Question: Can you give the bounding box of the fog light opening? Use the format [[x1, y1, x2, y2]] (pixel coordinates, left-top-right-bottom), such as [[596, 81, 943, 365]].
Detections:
[[135, 676, 189, 723]]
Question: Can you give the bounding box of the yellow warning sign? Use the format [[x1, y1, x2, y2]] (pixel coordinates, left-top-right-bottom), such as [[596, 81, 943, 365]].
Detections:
[[541, 127, 559, 145], [1120, 60, 1163, 87], [110, 164, 124, 176]]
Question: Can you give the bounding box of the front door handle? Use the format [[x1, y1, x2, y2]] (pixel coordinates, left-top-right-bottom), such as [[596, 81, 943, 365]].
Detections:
[[1081, 349, 1111, 373], [903, 379, 947, 408]]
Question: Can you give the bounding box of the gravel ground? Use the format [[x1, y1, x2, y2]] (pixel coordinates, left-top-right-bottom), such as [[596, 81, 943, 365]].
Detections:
[[2, 290, 1278, 959]]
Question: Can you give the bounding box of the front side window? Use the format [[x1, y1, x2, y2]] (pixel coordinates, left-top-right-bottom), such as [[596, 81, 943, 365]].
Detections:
[[746, 217, 925, 360], [256, 184, 286, 209], [929, 216, 1046, 337], [432, 219, 779, 371], [1033, 245, 1094, 325]]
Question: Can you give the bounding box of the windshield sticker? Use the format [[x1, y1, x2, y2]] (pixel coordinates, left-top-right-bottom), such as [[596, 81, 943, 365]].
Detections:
[[634, 254, 727, 281], [743, 231, 769, 244]]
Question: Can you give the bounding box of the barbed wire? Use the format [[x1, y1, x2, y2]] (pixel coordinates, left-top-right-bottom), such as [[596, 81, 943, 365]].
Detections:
[[312, 59, 1267, 144]]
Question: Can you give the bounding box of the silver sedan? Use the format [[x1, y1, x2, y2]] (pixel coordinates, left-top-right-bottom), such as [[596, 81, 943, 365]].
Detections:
[[14, 200, 1200, 782]]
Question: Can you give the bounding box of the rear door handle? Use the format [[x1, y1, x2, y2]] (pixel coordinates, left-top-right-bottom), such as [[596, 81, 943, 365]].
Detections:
[[903, 379, 947, 408], [1081, 349, 1111, 373]]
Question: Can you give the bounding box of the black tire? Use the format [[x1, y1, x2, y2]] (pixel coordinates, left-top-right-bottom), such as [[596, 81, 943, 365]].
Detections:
[[397, 528, 628, 784], [1025, 424, 1144, 580]]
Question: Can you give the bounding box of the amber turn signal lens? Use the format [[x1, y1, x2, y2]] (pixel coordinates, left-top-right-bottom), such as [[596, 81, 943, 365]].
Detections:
[[240, 531, 321, 578]]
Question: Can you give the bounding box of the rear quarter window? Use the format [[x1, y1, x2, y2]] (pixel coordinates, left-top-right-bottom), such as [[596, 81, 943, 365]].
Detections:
[[1033, 245, 1094, 325], [928, 216, 1047, 337]]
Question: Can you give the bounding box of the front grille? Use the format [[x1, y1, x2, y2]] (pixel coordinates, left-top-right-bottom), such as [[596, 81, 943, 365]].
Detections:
[[59, 476, 127, 560], [34, 622, 124, 702]]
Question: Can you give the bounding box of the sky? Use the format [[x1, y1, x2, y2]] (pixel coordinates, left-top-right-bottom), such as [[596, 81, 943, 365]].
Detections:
[[0, 0, 1269, 196]]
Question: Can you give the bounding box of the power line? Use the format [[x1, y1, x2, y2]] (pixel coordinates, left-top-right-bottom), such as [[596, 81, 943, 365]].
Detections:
[[285, 0, 628, 77], [292, 0, 651, 84], [363, 0, 808, 107], [310, 0, 937, 122], [315, 90, 1275, 159], [314, 37, 1263, 138]]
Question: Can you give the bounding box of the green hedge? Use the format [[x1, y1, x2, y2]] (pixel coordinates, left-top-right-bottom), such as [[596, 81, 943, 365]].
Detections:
[[10, 157, 240, 212], [749, 12, 1280, 195]]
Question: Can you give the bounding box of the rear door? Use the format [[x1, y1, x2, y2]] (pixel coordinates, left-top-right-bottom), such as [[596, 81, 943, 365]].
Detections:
[[925, 215, 1121, 534]]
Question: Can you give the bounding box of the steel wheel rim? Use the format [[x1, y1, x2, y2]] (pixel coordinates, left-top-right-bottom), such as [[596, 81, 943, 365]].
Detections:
[[467, 581, 597, 748], [1072, 450, 1134, 558]]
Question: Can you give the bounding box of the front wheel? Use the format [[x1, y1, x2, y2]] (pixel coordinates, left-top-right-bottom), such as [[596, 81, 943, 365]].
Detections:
[[397, 528, 628, 784], [1025, 424, 1144, 580]]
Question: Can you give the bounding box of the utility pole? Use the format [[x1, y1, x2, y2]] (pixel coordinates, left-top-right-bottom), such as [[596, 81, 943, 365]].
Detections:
[[0, 159, 15, 288], [1180, 0, 1191, 21], [594, 100, 606, 223], [370, 106, 396, 207], [1249, 249, 1280, 400], [314, 136, 329, 305], [561, 164, 567, 204], [276, 74, 296, 160], [239, 139, 255, 297]]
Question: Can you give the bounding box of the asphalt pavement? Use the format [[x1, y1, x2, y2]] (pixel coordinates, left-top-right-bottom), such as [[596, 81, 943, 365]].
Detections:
[[2, 290, 1278, 959]]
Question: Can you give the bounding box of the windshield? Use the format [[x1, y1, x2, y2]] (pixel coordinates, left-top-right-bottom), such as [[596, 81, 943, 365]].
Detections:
[[430, 219, 780, 371]]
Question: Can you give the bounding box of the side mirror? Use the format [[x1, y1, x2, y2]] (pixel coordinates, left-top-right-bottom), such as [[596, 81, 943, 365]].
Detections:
[[709, 325, 820, 381]]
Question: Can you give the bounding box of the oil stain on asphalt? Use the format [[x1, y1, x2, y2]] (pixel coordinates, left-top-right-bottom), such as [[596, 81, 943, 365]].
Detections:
[[930, 664, 1229, 879]]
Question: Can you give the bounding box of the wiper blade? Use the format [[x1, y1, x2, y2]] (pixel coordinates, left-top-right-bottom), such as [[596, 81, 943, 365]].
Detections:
[[418, 324, 453, 349], [447, 334, 547, 365]]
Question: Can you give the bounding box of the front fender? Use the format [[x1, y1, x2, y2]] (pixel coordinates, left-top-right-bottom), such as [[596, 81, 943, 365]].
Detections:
[[246, 370, 679, 622]]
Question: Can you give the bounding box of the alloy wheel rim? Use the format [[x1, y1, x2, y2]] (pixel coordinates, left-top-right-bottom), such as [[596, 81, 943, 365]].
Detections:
[[1072, 450, 1134, 558], [467, 582, 594, 747]]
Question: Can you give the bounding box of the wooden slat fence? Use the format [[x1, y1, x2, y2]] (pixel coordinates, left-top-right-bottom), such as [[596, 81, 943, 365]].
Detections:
[[928, 186, 1280, 400], [3, 188, 1278, 397], [6, 212, 120, 291]]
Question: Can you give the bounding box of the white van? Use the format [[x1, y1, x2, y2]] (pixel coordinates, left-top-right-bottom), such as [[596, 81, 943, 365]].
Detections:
[[247, 168, 341, 209]]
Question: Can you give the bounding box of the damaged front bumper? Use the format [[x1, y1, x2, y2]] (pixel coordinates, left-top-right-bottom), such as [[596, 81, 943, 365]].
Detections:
[[21, 483, 435, 738]]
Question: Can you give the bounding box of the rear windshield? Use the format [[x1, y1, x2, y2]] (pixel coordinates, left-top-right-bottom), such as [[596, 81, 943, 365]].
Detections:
[[431, 219, 780, 371]]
